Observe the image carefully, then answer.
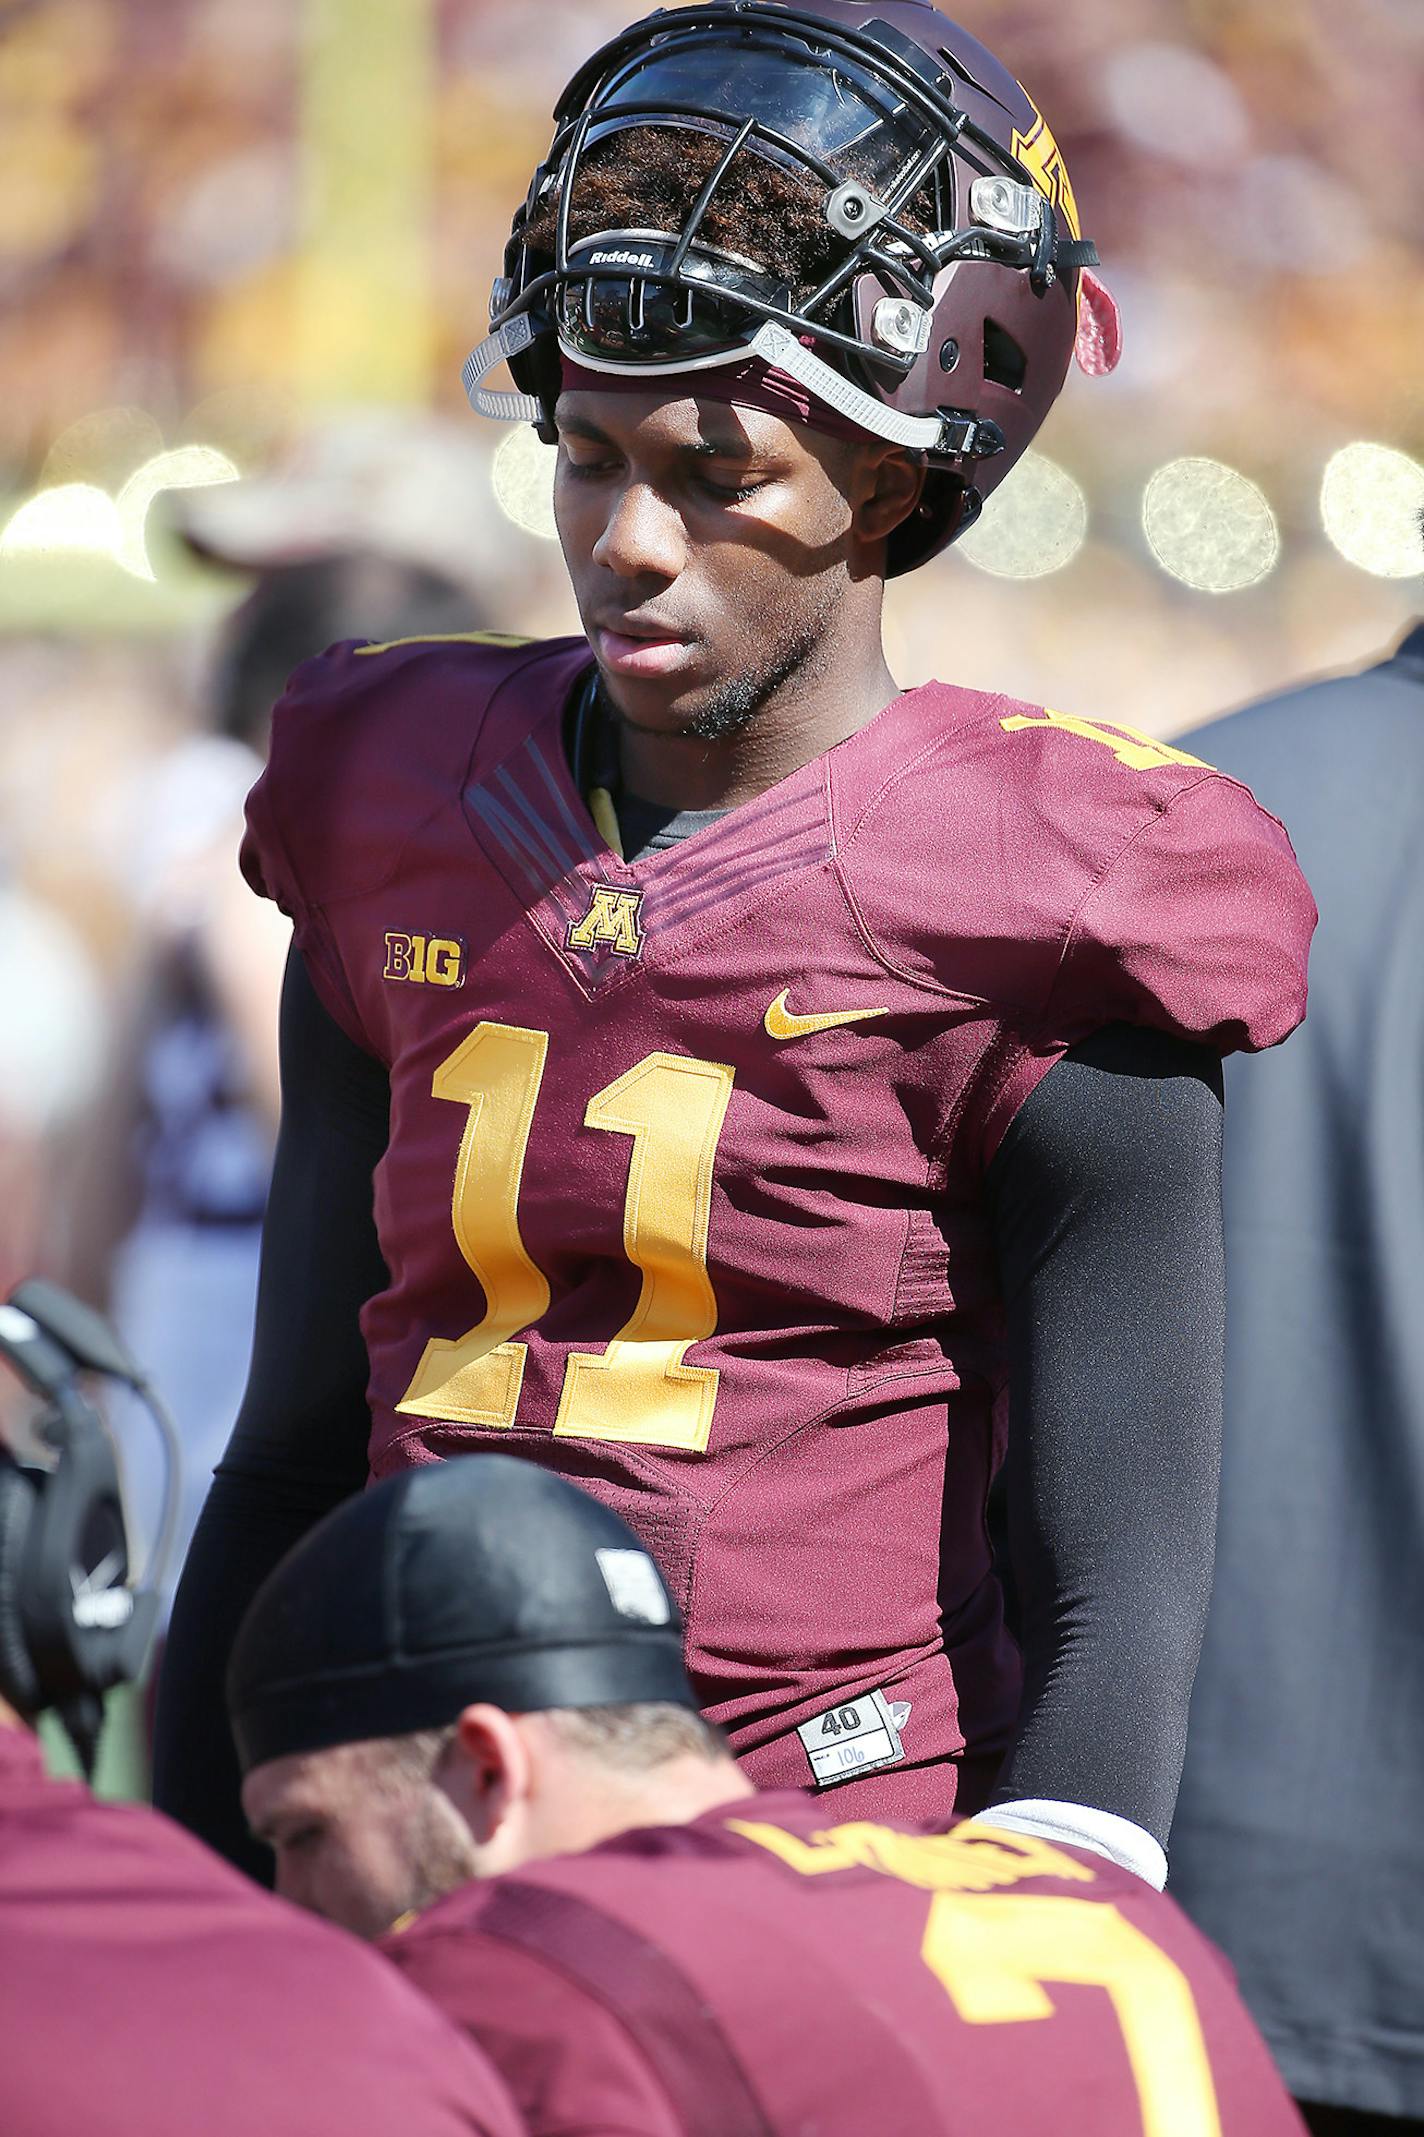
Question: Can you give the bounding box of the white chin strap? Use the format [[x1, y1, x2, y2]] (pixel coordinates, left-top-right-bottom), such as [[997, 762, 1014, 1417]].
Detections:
[[461, 313, 545, 425], [461, 311, 945, 451]]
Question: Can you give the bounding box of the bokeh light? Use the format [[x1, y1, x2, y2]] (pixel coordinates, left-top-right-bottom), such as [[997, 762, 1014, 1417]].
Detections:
[[1320, 442, 1424, 579], [1141, 458, 1280, 593], [41, 406, 165, 492], [491, 426, 559, 542], [1, 484, 124, 566], [112, 446, 242, 579], [0, 446, 239, 580], [956, 452, 1088, 581]]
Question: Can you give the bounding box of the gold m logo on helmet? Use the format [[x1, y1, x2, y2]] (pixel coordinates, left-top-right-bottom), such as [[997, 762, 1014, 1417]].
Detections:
[[567, 884, 645, 958], [1011, 103, 1082, 241]]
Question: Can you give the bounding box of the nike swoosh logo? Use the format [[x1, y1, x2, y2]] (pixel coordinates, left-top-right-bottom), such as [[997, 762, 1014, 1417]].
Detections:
[[764, 989, 889, 1041]]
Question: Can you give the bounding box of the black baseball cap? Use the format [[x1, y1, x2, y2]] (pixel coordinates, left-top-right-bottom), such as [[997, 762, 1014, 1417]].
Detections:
[[227, 1454, 695, 1773]]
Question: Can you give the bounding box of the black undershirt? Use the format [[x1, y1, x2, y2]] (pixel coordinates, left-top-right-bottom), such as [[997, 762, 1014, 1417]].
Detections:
[[154, 877, 1224, 1878]]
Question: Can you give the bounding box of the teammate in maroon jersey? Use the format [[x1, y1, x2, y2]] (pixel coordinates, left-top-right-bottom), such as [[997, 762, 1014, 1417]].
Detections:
[[230, 1457, 1306, 2136], [0, 1433, 523, 2137], [154, 1, 1315, 1884], [0, 1718, 525, 2137]]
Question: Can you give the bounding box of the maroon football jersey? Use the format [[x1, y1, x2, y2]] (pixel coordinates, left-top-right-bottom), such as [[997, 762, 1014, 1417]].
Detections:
[[243, 634, 1313, 1817], [0, 1728, 523, 2137], [381, 1789, 1305, 2136]]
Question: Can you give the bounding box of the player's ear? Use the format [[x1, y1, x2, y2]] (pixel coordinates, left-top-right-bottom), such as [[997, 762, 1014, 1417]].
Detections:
[[852, 445, 928, 549], [444, 1704, 528, 1844]]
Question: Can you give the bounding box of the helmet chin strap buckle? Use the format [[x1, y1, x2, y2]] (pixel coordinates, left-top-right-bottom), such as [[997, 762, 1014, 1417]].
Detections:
[[936, 412, 1006, 462]]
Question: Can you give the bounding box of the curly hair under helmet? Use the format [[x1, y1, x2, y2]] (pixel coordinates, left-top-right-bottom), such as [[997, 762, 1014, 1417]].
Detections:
[[464, 3, 1118, 574]]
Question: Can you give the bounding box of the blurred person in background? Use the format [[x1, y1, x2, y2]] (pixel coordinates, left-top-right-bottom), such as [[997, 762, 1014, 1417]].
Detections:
[[0, 881, 106, 1307], [0, 641, 173, 1312], [1168, 571, 1424, 2137], [229, 1454, 1305, 2137], [89, 547, 485, 1628], [155, 0, 1314, 1892]]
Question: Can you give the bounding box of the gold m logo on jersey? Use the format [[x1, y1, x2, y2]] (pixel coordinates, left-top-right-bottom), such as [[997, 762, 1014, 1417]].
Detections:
[[1011, 103, 1082, 241], [567, 883, 645, 958]]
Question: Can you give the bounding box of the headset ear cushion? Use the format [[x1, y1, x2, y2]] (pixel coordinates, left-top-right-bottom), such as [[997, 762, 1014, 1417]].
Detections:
[[0, 1460, 41, 1717]]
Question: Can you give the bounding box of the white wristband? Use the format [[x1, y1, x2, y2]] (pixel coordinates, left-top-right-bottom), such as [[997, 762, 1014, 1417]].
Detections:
[[966, 1799, 1169, 1890]]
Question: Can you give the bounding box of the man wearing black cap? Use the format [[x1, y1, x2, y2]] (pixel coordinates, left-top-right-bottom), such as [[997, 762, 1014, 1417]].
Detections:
[[229, 1454, 1304, 2137], [230, 1450, 724, 1942]]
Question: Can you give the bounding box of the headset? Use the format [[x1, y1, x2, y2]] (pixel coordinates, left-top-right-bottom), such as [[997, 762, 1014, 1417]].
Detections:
[[0, 1280, 180, 1775]]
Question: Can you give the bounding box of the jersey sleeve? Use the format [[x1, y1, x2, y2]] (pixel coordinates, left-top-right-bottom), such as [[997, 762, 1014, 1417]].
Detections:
[[240, 630, 584, 1059], [241, 639, 384, 1053], [1052, 771, 1315, 1054], [980, 767, 1315, 1159]]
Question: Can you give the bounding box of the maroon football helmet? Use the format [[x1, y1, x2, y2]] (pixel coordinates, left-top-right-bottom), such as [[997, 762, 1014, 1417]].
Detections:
[[464, 2, 1116, 574]]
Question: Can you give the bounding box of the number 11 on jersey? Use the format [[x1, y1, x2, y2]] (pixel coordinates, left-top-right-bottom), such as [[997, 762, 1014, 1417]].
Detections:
[[396, 1023, 735, 1452]]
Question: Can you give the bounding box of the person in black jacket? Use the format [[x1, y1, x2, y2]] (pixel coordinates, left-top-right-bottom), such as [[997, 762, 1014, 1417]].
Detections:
[[1170, 610, 1424, 2137]]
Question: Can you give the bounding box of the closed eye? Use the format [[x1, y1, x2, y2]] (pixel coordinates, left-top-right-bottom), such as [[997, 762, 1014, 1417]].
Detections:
[[274, 1824, 325, 1854], [697, 474, 769, 503]]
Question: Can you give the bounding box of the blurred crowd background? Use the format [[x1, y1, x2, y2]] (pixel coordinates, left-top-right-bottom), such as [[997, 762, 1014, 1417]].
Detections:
[[1, 0, 1421, 1741]]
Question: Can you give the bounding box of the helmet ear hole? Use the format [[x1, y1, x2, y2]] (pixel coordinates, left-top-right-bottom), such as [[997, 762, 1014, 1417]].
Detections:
[[885, 469, 977, 577], [982, 319, 1027, 395]]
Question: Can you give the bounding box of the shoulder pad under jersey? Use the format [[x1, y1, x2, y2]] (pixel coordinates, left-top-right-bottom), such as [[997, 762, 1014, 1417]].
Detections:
[[832, 684, 1316, 1056], [241, 633, 590, 919]]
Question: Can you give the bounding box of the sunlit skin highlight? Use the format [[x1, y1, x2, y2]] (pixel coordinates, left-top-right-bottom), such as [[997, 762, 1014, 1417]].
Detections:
[[553, 387, 925, 810]]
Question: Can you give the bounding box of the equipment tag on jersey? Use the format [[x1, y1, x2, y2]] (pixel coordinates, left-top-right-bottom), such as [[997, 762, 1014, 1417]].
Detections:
[[797, 1689, 908, 1787]]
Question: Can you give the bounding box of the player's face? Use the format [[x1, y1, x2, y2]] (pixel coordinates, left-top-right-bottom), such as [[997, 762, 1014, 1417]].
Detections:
[[241, 1741, 478, 1940], [553, 387, 867, 740]]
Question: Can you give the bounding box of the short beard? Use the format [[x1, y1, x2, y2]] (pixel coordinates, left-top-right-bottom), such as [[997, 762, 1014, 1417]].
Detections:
[[397, 1785, 482, 1921], [607, 591, 840, 744]]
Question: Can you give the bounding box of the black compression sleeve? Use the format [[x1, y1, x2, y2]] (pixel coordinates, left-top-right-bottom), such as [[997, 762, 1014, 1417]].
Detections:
[[151, 946, 390, 1870], [984, 1023, 1225, 1847]]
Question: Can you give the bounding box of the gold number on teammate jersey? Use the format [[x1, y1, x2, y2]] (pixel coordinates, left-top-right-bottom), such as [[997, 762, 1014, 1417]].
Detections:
[[725, 1823, 1222, 2137], [396, 1026, 735, 1451], [922, 1894, 1222, 2137], [999, 708, 1211, 773]]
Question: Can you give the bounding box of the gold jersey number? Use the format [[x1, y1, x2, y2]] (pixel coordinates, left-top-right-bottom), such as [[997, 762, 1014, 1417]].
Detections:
[[923, 1893, 1221, 2137], [726, 1821, 1222, 2137], [395, 1023, 734, 1452]]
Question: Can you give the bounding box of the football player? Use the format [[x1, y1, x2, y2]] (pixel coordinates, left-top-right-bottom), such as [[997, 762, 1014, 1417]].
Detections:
[[229, 1456, 1306, 2135], [154, 1, 1315, 1887]]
